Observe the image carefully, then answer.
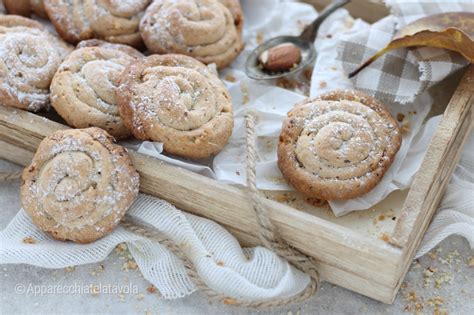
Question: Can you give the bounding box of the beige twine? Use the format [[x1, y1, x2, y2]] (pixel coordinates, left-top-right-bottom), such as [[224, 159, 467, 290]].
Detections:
[[0, 111, 320, 308]]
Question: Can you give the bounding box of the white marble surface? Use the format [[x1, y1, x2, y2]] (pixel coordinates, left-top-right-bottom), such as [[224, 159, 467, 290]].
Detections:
[[1, 159, 473, 315]]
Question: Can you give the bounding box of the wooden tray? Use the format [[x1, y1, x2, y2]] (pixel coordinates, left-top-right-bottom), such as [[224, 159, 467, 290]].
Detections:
[[0, 0, 473, 303]]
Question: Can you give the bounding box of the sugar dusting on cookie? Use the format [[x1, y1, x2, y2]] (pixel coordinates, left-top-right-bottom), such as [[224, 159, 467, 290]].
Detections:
[[21, 128, 139, 244], [278, 90, 402, 200], [50, 46, 139, 138], [0, 19, 71, 111], [140, 0, 243, 69], [44, 0, 150, 45], [116, 54, 234, 159]]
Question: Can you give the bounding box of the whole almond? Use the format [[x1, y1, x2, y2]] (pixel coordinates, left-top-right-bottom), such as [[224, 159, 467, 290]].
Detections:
[[259, 43, 302, 72]]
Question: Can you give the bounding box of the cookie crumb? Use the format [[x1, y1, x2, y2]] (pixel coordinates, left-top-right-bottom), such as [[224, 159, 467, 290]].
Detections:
[[379, 233, 390, 243], [428, 251, 438, 260], [468, 256, 474, 267], [274, 193, 290, 203], [91, 285, 100, 296], [146, 284, 157, 294], [22, 237, 36, 244], [122, 260, 138, 271], [427, 296, 444, 307], [224, 74, 236, 82], [303, 67, 313, 81], [433, 308, 448, 315], [306, 198, 327, 207], [115, 243, 128, 254], [64, 266, 76, 272], [223, 298, 237, 305], [397, 113, 405, 122]]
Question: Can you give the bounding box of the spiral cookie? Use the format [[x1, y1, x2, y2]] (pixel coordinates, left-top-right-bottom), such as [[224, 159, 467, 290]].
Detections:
[[117, 54, 234, 159], [278, 90, 402, 200], [0, 15, 72, 111], [50, 43, 143, 139], [21, 128, 140, 244], [218, 0, 243, 32], [44, 0, 151, 47], [140, 0, 244, 69], [4, 0, 47, 18]]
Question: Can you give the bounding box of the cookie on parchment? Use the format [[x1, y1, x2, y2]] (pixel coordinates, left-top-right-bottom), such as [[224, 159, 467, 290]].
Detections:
[[278, 90, 402, 200]]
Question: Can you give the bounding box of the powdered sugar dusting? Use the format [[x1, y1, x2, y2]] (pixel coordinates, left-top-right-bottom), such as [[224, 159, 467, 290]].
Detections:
[[45, 0, 150, 44], [117, 54, 234, 158], [0, 23, 69, 111], [21, 129, 139, 243], [140, 0, 242, 67], [295, 99, 399, 181]]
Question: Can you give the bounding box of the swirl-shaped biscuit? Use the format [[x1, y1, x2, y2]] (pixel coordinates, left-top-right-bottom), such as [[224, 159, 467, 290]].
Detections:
[[44, 0, 151, 47], [278, 90, 402, 200], [218, 0, 243, 32], [117, 54, 234, 159], [0, 15, 72, 111], [50, 42, 143, 139], [140, 0, 244, 69], [4, 0, 47, 17], [21, 128, 140, 243]]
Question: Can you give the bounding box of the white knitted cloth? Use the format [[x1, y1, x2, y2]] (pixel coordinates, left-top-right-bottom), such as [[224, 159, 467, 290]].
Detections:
[[0, 194, 310, 299]]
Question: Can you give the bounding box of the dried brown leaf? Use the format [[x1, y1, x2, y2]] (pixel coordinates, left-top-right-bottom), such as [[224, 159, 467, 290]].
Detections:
[[349, 12, 474, 78]]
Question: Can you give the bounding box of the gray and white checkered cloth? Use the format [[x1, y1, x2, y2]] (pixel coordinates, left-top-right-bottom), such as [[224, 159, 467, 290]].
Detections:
[[338, 0, 472, 104]]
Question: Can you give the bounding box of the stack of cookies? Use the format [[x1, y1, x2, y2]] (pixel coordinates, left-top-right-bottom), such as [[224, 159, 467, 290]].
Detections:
[[1, 0, 244, 243], [1, 0, 243, 159], [1, 0, 403, 243]]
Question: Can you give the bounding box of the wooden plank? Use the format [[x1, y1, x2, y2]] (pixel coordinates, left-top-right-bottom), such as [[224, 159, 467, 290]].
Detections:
[[391, 65, 474, 248], [0, 140, 34, 166], [389, 65, 473, 301], [0, 105, 402, 303]]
